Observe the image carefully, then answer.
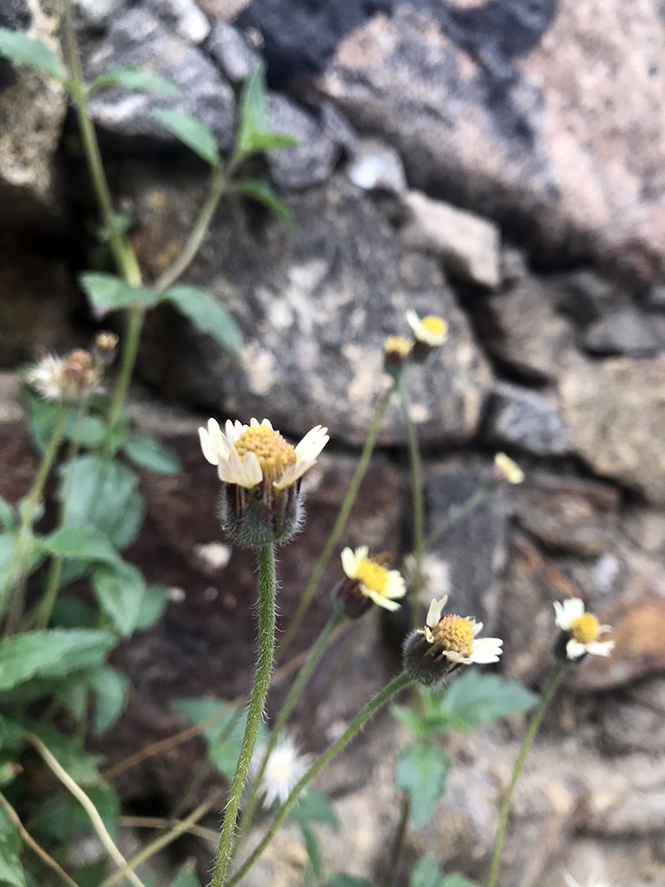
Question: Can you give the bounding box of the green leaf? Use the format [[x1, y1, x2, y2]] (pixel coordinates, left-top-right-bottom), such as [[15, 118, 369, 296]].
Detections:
[[395, 742, 450, 829], [0, 806, 27, 887], [0, 497, 15, 532], [442, 671, 538, 729], [123, 434, 182, 475], [50, 595, 96, 629], [92, 560, 146, 636], [32, 782, 119, 841], [164, 286, 242, 355], [151, 108, 220, 167], [171, 864, 201, 887], [411, 858, 444, 887], [134, 584, 170, 631], [0, 629, 115, 691], [73, 414, 108, 447], [91, 64, 181, 96], [392, 704, 430, 739], [236, 64, 268, 156], [441, 877, 477, 887], [301, 824, 323, 879], [171, 697, 236, 745], [39, 525, 119, 564], [244, 131, 299, 153], [88, 666, 129, 735], [0, 27, 61, 79], [321, 878, 372, 887], [289, 790, 339, 829], [208, 710, 268, 779], [79, 272, 160, 315], [234, 179, 295, 226], [57, 455, 145, 550]]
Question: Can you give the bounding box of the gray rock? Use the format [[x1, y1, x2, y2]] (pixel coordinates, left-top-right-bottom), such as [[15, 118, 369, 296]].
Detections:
[[146, 0, 211, 44], [403, 191, 501, 288], [582, 306, 661, 356], [122, 165, 494, 447], [206, 20, 259, 83], [347, 138, 406, 195], [484, 383, 571, 456], [644, 282, 665, 309], [500, 246, 530, 284], [83, 8, 236, 151], [554, 269, 624, 325], [74, 0, 125, 28]]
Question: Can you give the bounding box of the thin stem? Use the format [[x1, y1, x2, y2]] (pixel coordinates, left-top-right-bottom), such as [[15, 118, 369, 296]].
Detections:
[[26, 733, 145, 887], [485, 662, 565, 887], [396, 380, 424, 632], [101, 793, 222, 887], [210, 544, 276, 887], [0, 790, 79, 887], [2, 404, 70, 634], [277, 381, 396, 658], [120, 815, 218, 846], [424, 479, 497, 550], [105, 304, 145, 447], [227, 672, 412, 887], [382, 794, 410, 887], [237, 612, 344, 843]]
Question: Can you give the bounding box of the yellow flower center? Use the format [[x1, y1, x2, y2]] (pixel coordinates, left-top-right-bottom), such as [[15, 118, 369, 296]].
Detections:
[[357, 557, 389, 594], [421, 316, 446, 336], [570, 613, 601, 644], [235, 425, 297, 484], [385, 336, 413, 357], [431, 614, 474, 655]]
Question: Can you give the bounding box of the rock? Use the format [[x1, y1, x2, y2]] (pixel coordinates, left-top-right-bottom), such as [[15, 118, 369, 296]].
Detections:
[[402, 191, 501, 288], [500, 246, 530, 284], [74, 0, 125, 28], [312, 2, 665, 283], [559, 358, 665, 503], [516, 474, 620, 557], [0, 0, 66, 228], [145, 0, 210, 44], [599, 683, 665, 755], [484, 383, 571, 457], [123, 165, 494, 447], [644, 282, 665, 309], [554, 270, 624, 325], [82, 7, 236, 151], [206, 20, 260, 83], [480, 278, 577, 382], [347, 138, 406, 195], [623, 506, 665, 554], [582, 306, 661, 356]]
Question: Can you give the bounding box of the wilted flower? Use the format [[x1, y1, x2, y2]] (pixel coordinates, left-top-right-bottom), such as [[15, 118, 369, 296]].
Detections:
[[93, 330, 119, 366], [384, 335, 413, 376], [334, 546, 406, 618], [404, 595, 503, 686], [493, 452, 525, 485], [199, 418, 329, 546], [26, 349, 102, 402], [259, 737, 312, 808], [405, 310, 447, 362], [553, 598, 614, 661]]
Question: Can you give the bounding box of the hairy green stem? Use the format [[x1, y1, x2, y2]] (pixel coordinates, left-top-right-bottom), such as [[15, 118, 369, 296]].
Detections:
[[210, 544, 276, 887], [383, 794, 410, 887], [277, 382, 396, 658], [2, 404, 70, 634], [424, 479, 497, 550], [105, 304, 145, 447], [227, 672, 412, 887], [485, 662, 565, 887], [237, 612, 343, 844]]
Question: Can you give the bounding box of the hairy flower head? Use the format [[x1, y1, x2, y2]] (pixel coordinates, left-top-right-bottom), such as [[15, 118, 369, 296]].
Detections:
[[26, 349, 102, 402], [259, 737, 312, 808]]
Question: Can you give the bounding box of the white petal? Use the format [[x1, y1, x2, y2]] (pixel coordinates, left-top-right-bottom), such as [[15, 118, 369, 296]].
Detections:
[[565, 598, 585, 621], [470, 637, 503, 663], [426, 595, 447, 628], [199, 425, 219, 465], [586, 640, 615, 657], [341, 547, 360, 579], [224, 419, 246, 443], [405, 309, 421, 333], [472, 620, 484, 636], [365, 588, 401, 611], [566, 638, 587, 659], [275, 426, 329, 489], [384, 570, 407, 599], [444, 650, 471, 664], [241, 451, 263, 486]]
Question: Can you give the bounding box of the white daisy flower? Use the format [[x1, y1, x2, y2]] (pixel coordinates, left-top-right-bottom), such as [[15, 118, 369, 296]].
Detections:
[[259, 737, 312, 809], [340, 546, 407, 612], [405, 310, 448, 347], [418, 595, 503, 664], [553, 598, 614, 660]]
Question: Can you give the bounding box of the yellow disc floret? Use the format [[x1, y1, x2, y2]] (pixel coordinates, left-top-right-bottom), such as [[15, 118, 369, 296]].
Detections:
[[570, 613, 601, 644], [385, 336, 413, 358], [421, 316, 447, 338], [235, 425, 297, 485], [431, 614, 475, 656], [357, 557, 389, 594]]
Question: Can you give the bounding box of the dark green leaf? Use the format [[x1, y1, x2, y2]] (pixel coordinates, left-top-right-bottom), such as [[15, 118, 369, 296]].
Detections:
[[92, 560, 146, 636], [289, 790, 339, 829], [442, 671, 537, 728], [91, 64, 181, 96], [410, 857, 444, 887], [321, 878, 372, 887], [71, 861, 111, 887], [50, 595, 96, 629], [0, 806, 27, 887], [236, 64, 268, 155], [171, 697, 237, 745], [441, 877, 477, 887], [32, 782, 119, 841], [208, 710, 268, 779], [0, 27, 61, 78], [151, 108, 220, 167], [79, 272, 160, 315], [89, 666, 129, 735], [38, 525, 119, 564], [134, 584, 170, 631], [395, 742, 450, 829], [0, 715, 26, 753], [123, 434, 182, 475], [0, 629, 115, 691], [234, 179, 295, 226], [164, 286, 242, 355], [301, 824, 323, 879], [0, 497, 15, 532]]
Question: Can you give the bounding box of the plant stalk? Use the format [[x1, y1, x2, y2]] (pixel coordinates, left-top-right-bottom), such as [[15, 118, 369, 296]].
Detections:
[[424, 479, 497, 550]]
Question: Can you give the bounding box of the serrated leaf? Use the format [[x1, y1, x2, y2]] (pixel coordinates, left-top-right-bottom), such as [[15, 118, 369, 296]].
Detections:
[[79, 272, 160, 315], [123, 434, 182, 475], [88, 666, 129, 735], [91, 64, 181, 96], [0, 27, 61, 78], [441, 877, 477, 887], [92, 560, 146, 636], [411, 857, 444, 887], [234, 178, 295, 226], [0, 806, 27, 887], [0, 629, 115, 691], [289, 790, 339, 829], [442, 671, 537, 728], [134, 584, 170, 631], [152, 108, 220, 167], [321, 877, 372, 887], [164, 286, 242, 355], [395, 742, 450, 829], [38, 525, 119, 564], [236, 64, 268, 156]]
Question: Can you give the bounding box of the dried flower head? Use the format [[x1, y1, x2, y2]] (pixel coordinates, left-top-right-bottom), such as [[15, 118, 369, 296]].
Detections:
[[493, 452, 525, 485], [199, 418, 329, 546], [406, 310, 447, 362], [553, 598, 614, 661], [26, 349, 102, 402], [259, 736, 312, 808], [93, 330, 119, 366], [334, 546, 407, 618], [384, 335, 413, 376], [404, 595, 503, 686]]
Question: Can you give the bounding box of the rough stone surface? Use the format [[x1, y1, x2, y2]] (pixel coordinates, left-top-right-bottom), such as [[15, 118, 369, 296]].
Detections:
[[346, 137, 406, 195], [403, 190, 501, 288], [484, 382, 571, 457], [559, 358, 665, 503], [123, 165, 494, 447], [205, 20, 259, 83], [554, 269, 625, 325], [582, 306, 662, 356]]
